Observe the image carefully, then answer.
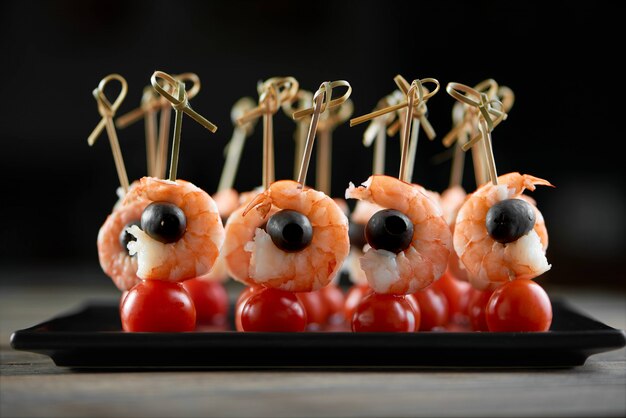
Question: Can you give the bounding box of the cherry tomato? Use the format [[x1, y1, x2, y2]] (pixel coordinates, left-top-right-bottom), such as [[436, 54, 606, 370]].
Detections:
[[235, 286, 258, 332], [119, 290, 129, 313], [412, 286, 449, 331], [297, 291, 326, 326], [467, 288, 494, 331], [352, 293, 419, 332], [121, 280, 196, 332], [486, 279, 552, 332], [343, 283, 372, 322], [182, 278, 229, 326], [431, 270, 471, 323], [241, 288, 307, 332], [319, 284, 346, 325]]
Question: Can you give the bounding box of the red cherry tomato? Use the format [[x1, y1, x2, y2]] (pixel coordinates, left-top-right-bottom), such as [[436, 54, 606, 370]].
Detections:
[[352, 293, 419, 332], [319, 284, 346, 325], [297, 291, 326, 326], [486, 280, 552, 332], [467, 288, 494, 331], [412, 286, 449, 331], [119, 290, 129, 313], [235, 286, 258, 332], [344, 283, 372, 322], [431, 270, 471, 323], [182, 278, 229, 327], [121, 280, 196, 332], [241, 288, 307, 332]]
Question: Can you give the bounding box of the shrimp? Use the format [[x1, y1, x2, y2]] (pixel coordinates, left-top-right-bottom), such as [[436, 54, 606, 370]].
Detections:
[[125, 177, 225, 282], [345, 175, 452, 294], [222, 180, 350, 292], [97, 198, 147, 291], [453, 172, 552, 290], [346, 200, 382, 285], [439, 185, 471, 282]]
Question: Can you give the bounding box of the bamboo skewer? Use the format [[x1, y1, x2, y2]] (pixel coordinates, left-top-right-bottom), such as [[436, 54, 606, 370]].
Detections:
[[283, 90, 314, 178], [446, 82, 507, 186], [150, 71, 217, 182], [88, 74, 130, 193], [237, 77, 299, 190], [217, 97, 257, 193], [315, 99, 353, 195], [293, 81, 352, 189], [442, 79, 501, 187], [350, 76, 439, 183], [362, 95, 399, 175]]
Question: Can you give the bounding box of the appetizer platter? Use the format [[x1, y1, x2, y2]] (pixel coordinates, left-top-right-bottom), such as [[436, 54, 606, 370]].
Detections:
[[11, 71, 626, 368]]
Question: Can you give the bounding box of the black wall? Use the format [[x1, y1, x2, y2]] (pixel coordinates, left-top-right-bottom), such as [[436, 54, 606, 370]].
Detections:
[[1, 1, 624, 286]]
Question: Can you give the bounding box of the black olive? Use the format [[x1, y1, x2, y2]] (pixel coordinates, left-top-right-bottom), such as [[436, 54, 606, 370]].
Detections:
[[140, 202, 187, 244], [486, 198, 536, 244], [266, 209, 313, 252], [119, 220, 141, 255], [349, 222, 367, 250], [365, 209, 414, 254]]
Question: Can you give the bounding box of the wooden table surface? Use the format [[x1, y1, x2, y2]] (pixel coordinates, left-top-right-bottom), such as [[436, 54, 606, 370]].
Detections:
[[1, 270, 625, 418]]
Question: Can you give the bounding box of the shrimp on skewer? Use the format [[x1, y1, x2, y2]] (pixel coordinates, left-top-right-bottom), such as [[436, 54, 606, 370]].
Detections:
[[223, 180, 350, 292], [97, 197, 147, 291], [125, 177, 224, 282], [453, 172, 552, 290], [346, 175, 452, 294]]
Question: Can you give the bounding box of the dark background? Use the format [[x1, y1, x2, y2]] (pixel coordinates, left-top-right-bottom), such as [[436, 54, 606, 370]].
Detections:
[[1, 0, 624, 287]]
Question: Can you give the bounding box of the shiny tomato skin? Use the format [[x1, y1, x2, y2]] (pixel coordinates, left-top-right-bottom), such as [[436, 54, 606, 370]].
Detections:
[[182, 278, 229, 326], [352, 293, 419, 332], [296, 291, 327, 326], [467, 288, 494, 331], [343, 284, 372, 322], [412, 286, 449, 331], [234, 286, 259, 332], [486, 280, 552, 332], [121, 280, 196, 332], [431, 270, 472, 322], [241, 288, 307, 332], [319, 284, 346, 324]]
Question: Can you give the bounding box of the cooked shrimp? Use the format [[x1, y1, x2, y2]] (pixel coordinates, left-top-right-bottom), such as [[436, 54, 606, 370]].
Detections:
[[453, 172, 552, 290], [439, 185, 471, 282], [97, 198, 147, 291], [222, 180, 350, 292], [345, 175, 452, 294], [346, 200, 382, 285], [125, 177, 225, 282]]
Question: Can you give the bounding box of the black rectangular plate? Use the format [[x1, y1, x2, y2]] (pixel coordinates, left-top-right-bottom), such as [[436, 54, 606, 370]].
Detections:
[[10, 299, 625, 369]]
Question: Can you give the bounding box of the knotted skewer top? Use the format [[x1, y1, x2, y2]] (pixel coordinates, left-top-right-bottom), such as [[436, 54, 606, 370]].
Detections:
[[446, 81, 507, 185], [150, 70, 218, 181], [292, 80, 352, 189], [350, 76, 439, 182], [88, 74, 130, 193]]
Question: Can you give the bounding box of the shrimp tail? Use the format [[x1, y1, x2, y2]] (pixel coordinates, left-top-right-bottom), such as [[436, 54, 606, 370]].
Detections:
[[242, 191, 272, 218], [522, 174, 554, 190]]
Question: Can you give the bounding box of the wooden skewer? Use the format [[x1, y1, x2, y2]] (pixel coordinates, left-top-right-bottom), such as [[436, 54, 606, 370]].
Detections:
[[88, 74, 130, 193], [294, 81, 352, 189], [315, 99, 353, 195], [150, 71, 217, 181], [237, 77, 299, 190], [446, 82, 506, 186], [351, 76, 439, 183], [283, 90, 314, 179], [217, 97, 257, 193], [363, 95, 398, 175], [442, 79, 500, 187]]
